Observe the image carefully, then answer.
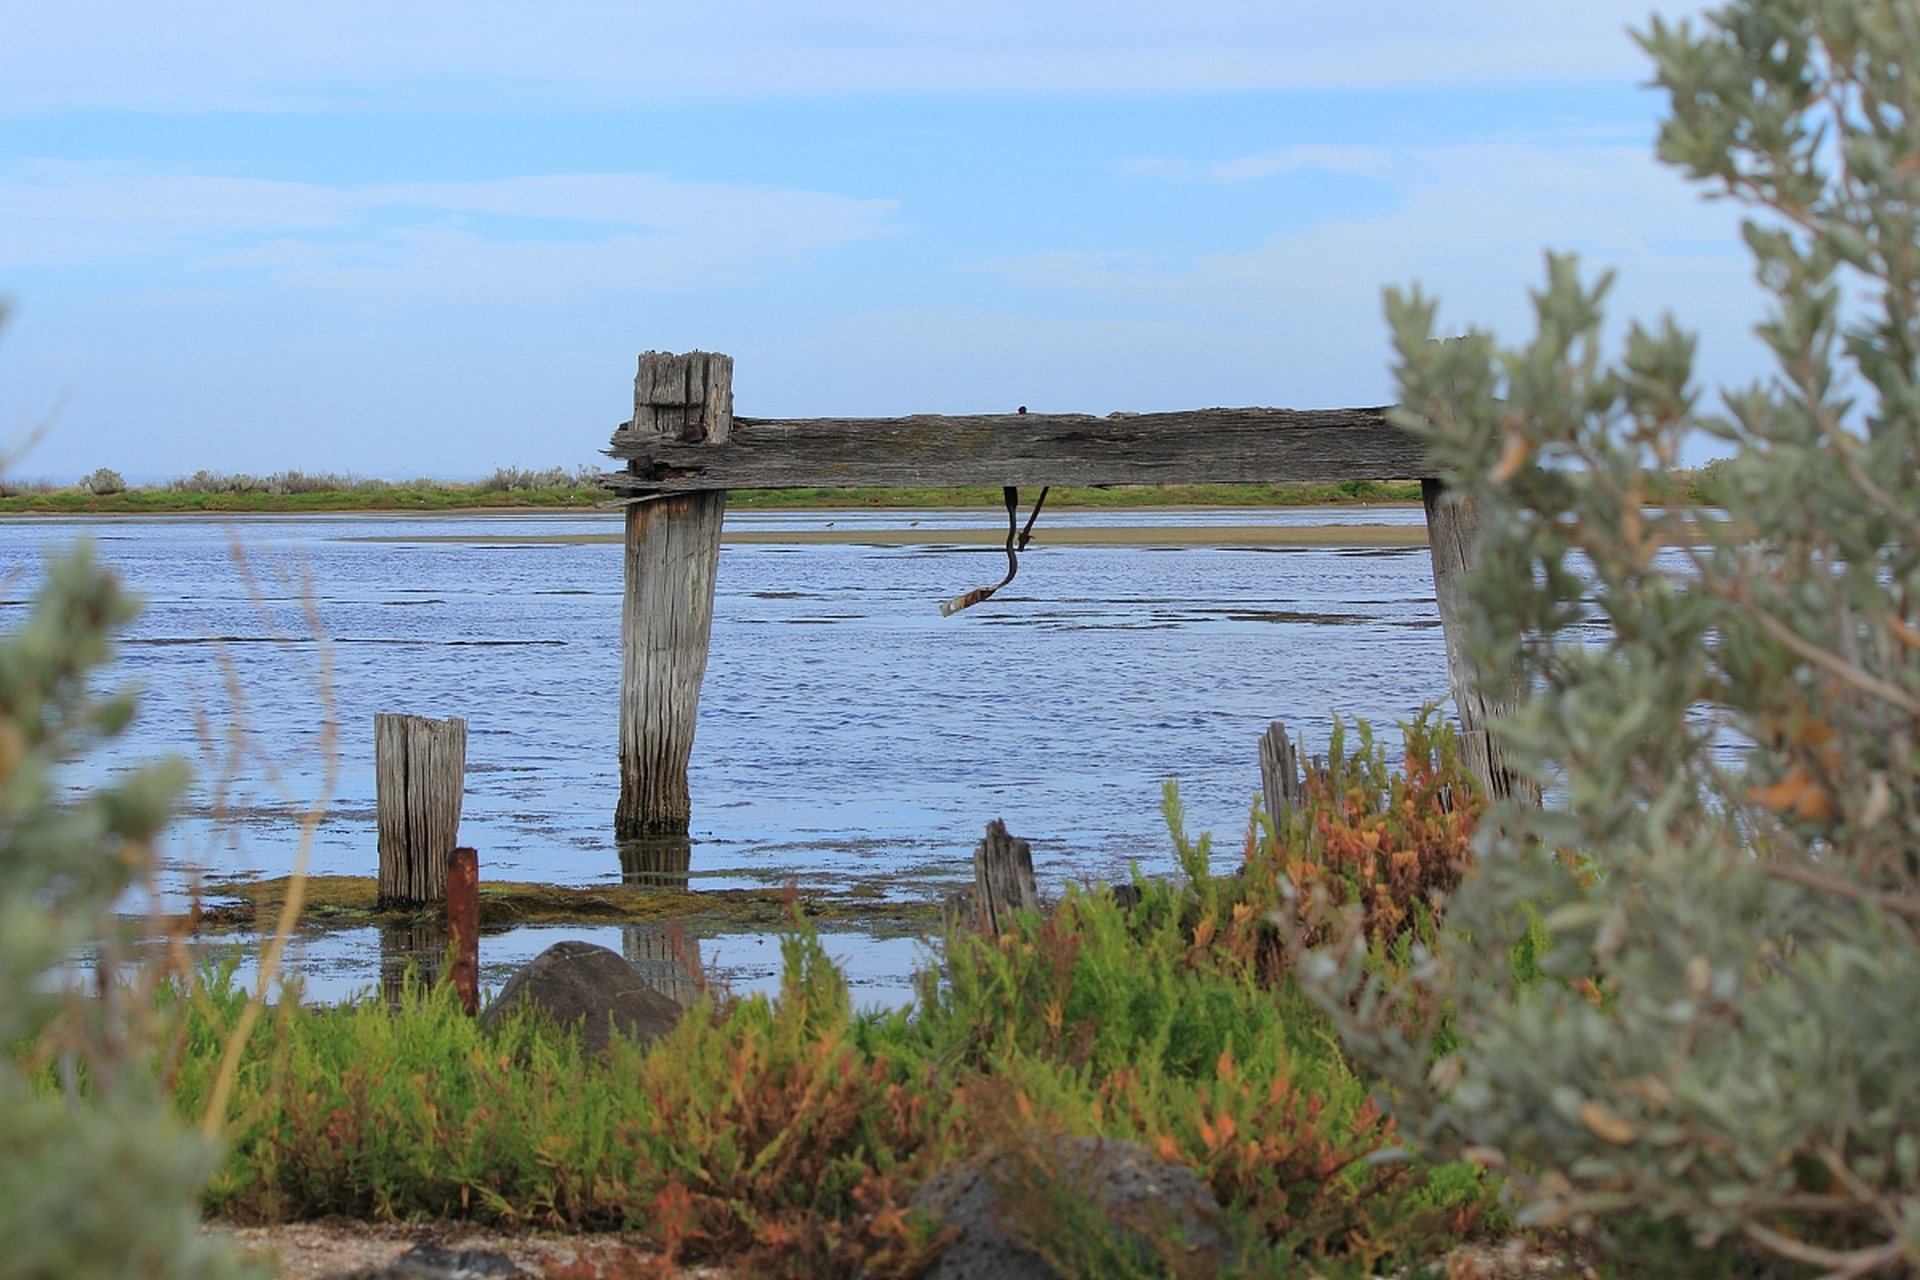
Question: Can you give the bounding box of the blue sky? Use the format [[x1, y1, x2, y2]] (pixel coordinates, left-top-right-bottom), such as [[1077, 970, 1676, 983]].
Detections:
[[0, 1, 1753, 481]]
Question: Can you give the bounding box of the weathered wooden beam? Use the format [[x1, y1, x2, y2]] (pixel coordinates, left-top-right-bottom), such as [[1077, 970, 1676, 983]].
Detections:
[[605, 405, 1430, 494], [617, 351, 731, 839], [1421, 479, 1536, 804]]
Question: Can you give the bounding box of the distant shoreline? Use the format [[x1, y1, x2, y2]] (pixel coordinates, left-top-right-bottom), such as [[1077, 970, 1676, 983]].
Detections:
[[337, 523, 1432, 547], [0, 480, 1426, 517]]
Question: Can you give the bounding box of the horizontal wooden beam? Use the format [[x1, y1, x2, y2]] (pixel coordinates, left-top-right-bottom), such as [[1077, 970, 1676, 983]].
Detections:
[[605, 406, 1432, 494]]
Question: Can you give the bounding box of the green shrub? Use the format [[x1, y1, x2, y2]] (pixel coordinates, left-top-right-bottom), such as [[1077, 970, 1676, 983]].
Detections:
[[1298, 2, 1920, 1275], [0, 543, 255, 1279], [180, 936, 948, 1278], [477, 464, 602, 492], [81, 467, 124, 495], [890, 717, 1494, 1271], [144, 715, 1495, 1277]]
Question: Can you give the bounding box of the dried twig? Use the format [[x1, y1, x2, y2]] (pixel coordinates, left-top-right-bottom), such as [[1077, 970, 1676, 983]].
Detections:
[[1742, 1223, 1906, 1280], [1765, 861, 1920, 919]]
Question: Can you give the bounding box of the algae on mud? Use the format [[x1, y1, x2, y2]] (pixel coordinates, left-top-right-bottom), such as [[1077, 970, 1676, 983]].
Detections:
[[191, 875, 943, 936]]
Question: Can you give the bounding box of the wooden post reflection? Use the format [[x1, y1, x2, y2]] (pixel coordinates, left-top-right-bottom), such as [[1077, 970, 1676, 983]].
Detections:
[[379, 919, 446, 1009], [619, 835, 692, 888], [622, 922, 703, 1006]]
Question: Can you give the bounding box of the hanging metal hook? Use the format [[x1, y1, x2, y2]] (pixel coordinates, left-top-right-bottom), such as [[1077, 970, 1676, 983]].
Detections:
[[940, 484, 1050, 616]]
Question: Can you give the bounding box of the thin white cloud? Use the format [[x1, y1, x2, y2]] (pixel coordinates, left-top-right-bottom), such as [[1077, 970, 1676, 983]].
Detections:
[[995, 143, 1743, 310], [1119, 145, 1397, 184], [0, 1, 1712, 111], [0, 164, 901, 303], [974, 141, 1766, 399]]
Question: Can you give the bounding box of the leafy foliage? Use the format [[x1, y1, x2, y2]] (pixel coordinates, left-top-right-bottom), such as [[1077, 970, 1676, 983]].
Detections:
[[81, 467, 124, 495], [186, 937, 950, 1279], [0, 545, 255, 1279], [1262, 708, 1482, 961], [1295, 2, 1920, 1275], [149, 718, 1492, 1278]]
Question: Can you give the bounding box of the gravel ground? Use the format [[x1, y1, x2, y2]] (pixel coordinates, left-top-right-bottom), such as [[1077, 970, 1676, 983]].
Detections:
[[208, 1219, 731, 1279], [208, 1218, 1570, 1280]]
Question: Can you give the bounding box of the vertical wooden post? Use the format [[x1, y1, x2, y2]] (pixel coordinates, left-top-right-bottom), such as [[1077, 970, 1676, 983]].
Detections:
[[616, 351, 732, 839], [1259, 721, 1303, 829], [1421, 480, 1532, 802], [375, 713, 468, 905], [447, 846, 479, 1016], [973, 819, 1039, 936]]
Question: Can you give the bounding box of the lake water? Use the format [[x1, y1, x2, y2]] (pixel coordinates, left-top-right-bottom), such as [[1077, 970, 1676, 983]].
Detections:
[[1, 505, 1450, 1005]]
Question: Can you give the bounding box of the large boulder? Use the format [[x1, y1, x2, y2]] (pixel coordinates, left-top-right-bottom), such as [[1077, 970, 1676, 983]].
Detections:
[[911, 1137, 1228, 1279], [478, 940, 683, 1053]]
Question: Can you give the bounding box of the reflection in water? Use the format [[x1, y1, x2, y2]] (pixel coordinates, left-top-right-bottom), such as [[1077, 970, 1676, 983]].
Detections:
[[623, 923, 703, 1006], [620, 836, 692, 888], [379, 919, 446, 1007]]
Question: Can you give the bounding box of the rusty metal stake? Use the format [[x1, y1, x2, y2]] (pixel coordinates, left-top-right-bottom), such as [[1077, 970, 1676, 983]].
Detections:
[[447, 846, 479, 1016]]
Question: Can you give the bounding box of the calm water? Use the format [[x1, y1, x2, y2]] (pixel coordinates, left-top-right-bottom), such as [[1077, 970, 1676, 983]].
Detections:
[[2, 506, 1449, 1003]]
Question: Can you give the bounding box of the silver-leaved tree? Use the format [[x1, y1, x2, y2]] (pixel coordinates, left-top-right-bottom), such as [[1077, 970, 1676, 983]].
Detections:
[[1302, 2, 1920, 1276], [0, 537, 255, 1275]]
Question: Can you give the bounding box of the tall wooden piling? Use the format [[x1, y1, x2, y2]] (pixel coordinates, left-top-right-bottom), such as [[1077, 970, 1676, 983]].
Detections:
[[615, 351, 732, 839], [375, 713, 468, 905], [1421, 480, 1532, 802]]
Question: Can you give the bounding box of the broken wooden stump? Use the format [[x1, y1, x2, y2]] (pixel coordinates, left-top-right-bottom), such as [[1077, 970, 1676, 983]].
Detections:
[[973, 819, 1039, 936], [1259, 721, 1303, 828], [375, 712, 468, 907], [447, 846, 479, 1016]]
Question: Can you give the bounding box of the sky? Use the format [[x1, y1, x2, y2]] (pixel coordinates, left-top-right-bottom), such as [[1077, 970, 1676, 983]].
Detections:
[[0, 0, 1757, 482]]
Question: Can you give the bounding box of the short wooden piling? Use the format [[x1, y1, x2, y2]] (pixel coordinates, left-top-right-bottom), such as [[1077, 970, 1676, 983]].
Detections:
[[615, 351, 733, 839], [1259, 721, 1303, 828], [1421, 480, 1534, 802], [447, 846, 479, 1016], [973, 819, 1039, 936], [375, 713, 468, 906]]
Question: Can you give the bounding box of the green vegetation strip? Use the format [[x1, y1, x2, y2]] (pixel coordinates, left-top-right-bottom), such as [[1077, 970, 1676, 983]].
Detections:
[[0, 479, 1425, 515]]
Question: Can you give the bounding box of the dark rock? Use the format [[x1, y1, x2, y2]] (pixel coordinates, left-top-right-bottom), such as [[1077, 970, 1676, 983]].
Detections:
[[912, 1137, 1227, 1280], [478, 940, 683, 1053], [324, 1243, 525, 1280]]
